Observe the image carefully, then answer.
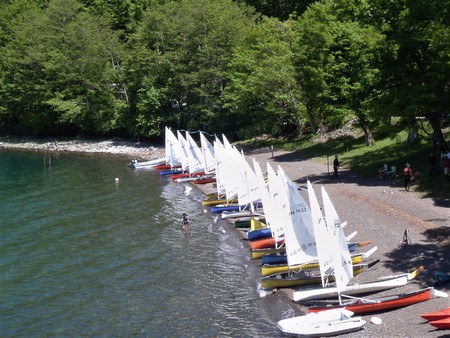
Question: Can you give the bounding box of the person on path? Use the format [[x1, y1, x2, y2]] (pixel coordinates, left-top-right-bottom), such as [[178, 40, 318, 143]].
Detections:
[[403, 163, 413, 191], [332, 155, 340, 179], [182, 212, 189, 232]]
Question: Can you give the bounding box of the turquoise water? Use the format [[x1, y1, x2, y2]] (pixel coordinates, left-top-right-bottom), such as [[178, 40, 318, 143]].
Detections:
[[0, 150, 281, 337]]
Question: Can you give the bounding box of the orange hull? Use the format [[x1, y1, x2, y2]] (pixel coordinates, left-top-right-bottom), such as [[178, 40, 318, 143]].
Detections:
[[308, 288, 432, 315], [429, 318, 450, 330], [421, 307, 450, 321], [250, 237, 284, 250]]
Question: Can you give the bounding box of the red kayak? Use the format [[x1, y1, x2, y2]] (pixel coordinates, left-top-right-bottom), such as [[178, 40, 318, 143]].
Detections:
[[308, 288, 434, 315], [429, 317, 450, 330], [421, 307, 450, 321]]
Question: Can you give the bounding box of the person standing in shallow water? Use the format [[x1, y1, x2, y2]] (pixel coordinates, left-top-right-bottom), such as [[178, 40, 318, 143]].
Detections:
[[404, 163, 413, 191], [182, 213, 189, 232], [332, 155, 340, 179]]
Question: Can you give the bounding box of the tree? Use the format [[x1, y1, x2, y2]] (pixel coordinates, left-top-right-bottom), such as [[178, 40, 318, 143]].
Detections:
[[368, 0, 450, 149], [126, 0, 255, 137], [223, 16, 303, 139]]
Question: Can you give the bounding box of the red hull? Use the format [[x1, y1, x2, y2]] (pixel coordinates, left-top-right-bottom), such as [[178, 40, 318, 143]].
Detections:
[[193, 178, 216, 184], [154, 164, 182, 170], [429, 318, 450, 330], [421, 307, 450, 321], [171, 172, 205, 180], [308, 288, 432, 315], [250, 237, 284, 250]]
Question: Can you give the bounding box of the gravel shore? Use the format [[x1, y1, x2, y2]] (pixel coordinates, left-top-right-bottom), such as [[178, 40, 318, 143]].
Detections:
[[2, 137, 449, 337]]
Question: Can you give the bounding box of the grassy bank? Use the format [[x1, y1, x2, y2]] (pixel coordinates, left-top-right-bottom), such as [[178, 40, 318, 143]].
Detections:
[[242, 130, 449, 200]]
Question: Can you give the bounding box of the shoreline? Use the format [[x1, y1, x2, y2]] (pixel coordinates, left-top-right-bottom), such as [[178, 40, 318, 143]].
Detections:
[[0, 136, 165, 160]]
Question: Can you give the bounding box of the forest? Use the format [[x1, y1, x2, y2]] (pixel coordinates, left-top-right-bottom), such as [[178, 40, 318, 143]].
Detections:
[[0, 0, 449, 149]]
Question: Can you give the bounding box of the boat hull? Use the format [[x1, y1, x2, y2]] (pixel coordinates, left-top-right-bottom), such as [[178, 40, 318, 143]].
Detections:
[[251, 248, 285, 260], [247, 228, 272, 241], [250, 237, 284, 250], [277, 309, 366, 337], [261, 266, 364, 289], [293, 275, 410, 302], [421, 307, 450, 321], [262, 255, 363, 277], [429, 318, 450, 330], [307, 287, 433, 314]]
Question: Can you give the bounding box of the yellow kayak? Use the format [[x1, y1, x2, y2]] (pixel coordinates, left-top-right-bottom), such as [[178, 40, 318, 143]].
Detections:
[[261, 255, 363, 277]]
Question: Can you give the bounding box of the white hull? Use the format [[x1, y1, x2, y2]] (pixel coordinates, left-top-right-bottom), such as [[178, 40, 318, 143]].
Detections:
[[293, 275, 409, 302], [129, 157, 166, 168], [277, 308, 365, 337]]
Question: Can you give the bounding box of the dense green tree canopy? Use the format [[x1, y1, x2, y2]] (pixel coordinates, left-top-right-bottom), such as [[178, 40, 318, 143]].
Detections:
[[0, 0, 448, 149]]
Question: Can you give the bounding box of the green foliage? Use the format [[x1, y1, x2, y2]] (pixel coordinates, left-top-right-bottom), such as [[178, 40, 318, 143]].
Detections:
[[0, 0, 448, 151]]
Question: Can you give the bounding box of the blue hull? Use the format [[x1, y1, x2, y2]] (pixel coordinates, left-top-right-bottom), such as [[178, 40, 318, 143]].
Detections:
[[247, 228, 272, 241], [160, 170, 183, 176], [261, 253, 287, 265]]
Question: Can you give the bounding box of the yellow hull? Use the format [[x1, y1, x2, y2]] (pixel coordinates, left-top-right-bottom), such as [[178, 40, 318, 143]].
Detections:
[[261, 255, 363, 277], [260, 266, 365, 289], [251, 248, 285, 260], [202, 198, 238, 206]]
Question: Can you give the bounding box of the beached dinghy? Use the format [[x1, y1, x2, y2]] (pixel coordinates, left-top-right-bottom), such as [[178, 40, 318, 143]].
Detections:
[[261, 254, 365, 277], [260, 265, 365, 289], [421, 307, 450, 321], [307, 287, 448, 314], [428, 317, 450, 330], [247, 228, 272, 241], [251, 248, 285, 260], [277, 308, 365, 337], [293, 266, 424, 302], [128, 158, 166, 169]]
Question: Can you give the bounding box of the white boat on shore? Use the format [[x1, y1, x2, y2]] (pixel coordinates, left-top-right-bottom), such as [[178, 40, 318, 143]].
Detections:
[[128, 157, 166, 169], [277, 308, 365, 337]]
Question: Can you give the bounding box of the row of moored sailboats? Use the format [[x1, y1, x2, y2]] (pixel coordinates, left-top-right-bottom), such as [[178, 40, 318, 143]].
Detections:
[[130, 127, 448, 337]]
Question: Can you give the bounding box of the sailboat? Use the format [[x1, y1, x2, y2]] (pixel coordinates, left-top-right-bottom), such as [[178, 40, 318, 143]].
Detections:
[[277, 181, 366, 335], [293, 184, 422, 302], [301, 182, 448, 314], [260, 169, 371, 289]]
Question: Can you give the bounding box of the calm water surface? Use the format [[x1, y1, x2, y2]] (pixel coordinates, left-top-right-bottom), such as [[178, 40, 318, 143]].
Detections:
[[0, 150, 285, 337]]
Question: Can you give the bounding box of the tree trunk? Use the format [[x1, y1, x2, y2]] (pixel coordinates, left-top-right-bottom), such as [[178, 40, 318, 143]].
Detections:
[[306, 102, 316, 133], [426, 112, 448, 151], [363, 124, 375, 146]]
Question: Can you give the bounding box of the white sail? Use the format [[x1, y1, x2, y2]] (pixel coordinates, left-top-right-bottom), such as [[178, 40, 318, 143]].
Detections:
[[221, 135, 240, 202], [185, 131, 204, 174], [176, 130, 190, 171], [236, 151, 261, 210], [321, 186, 353, 290], [266, 163, 286, 244], [307, 181, 333, 287], [214, 136, 226, 197], [279, 168, 317, 266], [165, 127, 184, 168], [199, 132, 216, 174]]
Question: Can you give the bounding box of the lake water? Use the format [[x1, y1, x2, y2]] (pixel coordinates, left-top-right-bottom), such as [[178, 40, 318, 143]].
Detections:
[[0, 150, 290, 337]]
